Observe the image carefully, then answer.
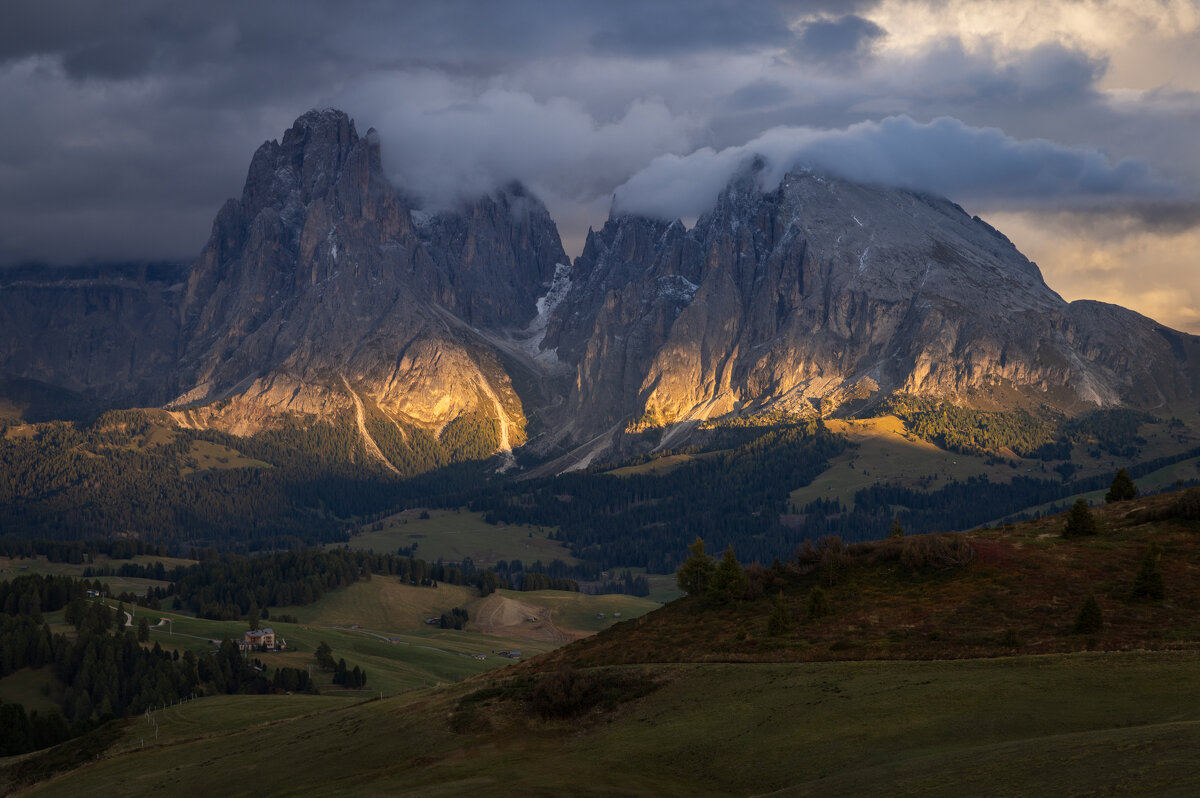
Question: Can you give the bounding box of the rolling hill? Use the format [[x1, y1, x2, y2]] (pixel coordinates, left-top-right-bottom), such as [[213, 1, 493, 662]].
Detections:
[[7, 489, 1200, 796]]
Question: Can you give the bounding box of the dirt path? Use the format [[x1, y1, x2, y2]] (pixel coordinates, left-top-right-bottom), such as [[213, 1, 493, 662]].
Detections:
[[341, 375, 400, 475]]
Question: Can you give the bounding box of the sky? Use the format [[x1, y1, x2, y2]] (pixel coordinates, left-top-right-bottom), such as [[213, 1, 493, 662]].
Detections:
[[3, 0, 1199, 331]]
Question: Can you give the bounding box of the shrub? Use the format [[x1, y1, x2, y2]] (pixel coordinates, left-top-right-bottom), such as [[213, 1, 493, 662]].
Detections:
[[900, 534, 975, 571], [1072, 594, 1102, 634], [530, 668, 658, 719], [1168, 488, 1200, 521], [807, 586, 830, 619]]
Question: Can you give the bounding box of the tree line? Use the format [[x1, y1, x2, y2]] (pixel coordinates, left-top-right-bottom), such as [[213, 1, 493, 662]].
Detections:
[[0, 574, 314, 757]]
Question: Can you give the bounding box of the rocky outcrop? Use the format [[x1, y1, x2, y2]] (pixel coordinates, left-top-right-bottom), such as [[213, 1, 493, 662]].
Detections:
[[535, 163, 1200, 441], [165, 109, 562, 447], [2, 112, 1197, 473], [0, 263, 183, 406]]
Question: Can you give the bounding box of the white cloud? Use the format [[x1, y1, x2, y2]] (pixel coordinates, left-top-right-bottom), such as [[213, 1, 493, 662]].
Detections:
[[612, 115, 1190, 221]]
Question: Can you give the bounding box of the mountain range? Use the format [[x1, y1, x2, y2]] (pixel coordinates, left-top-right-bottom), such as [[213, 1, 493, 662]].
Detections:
[[4, 109, 1198, 474]]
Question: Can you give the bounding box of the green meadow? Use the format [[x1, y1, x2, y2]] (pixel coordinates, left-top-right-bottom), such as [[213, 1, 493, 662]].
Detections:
[[15, 652, 1200, 797], [342, 508, 577, 567]]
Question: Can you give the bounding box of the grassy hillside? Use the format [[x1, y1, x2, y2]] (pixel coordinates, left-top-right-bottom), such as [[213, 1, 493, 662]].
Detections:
[[12, 652, 1200, 797], [790, 415, 1200, 513], [547, 489, 1200, 668], [9, 490, 1200, 796], [87, 579, 661, 696], [344, 508, 576, 567]]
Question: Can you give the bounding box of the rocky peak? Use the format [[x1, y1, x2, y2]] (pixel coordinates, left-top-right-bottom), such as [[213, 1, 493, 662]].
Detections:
[[535, 167, 1200, 447], [238, 109, 362, 224], [415, 181, 568, 327]]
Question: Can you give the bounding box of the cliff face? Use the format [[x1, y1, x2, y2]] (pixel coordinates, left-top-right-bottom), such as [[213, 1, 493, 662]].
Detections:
[[165, 110, 565, 451], [537, 165, 1200, 440], [2, 112, 1198, 472], [0, 264, 182, 406]]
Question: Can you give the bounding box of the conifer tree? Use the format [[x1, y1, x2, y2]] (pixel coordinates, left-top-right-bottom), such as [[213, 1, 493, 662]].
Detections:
[[708, 546, 748, 605], [1106, 469, 1137, 503], [676, 537, 716, 596], [314, 640, 335, 671], [1130, 544, 1166, 601], [1063, 498, 1098, 537]]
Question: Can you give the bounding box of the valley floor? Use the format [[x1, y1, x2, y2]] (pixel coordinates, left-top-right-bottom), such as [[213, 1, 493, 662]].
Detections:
[[12, 650, 1200, 797]]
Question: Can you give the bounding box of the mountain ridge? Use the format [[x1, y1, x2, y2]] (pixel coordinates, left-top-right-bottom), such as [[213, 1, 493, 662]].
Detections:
[[2, 109, 1198, 473]]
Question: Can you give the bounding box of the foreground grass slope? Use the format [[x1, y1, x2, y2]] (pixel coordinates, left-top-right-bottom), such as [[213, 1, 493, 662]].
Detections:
[[10, 490, 1200, 796], [13, 652, 1200, 797]]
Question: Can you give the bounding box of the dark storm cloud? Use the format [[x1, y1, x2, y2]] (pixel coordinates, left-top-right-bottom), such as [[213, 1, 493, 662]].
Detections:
[[1, 1, 868, 81], [901, 39, 1106, 108], [0, 0, 1197, 268], [725, 81, 794, 111], [792, 14, 886, 69]]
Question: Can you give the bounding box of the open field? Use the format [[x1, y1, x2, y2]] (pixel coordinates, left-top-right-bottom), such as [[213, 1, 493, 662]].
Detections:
[[180, 439, 272, 473], [0, 668, 58, 714], [16, 651, 1200, 797], [0, 554, 192, 594], [93, 599, 511, 694], [89, 580, 657, 695], [606, 450, 725, 478], [990, 454, 1200, 524], [286, 578, 656, 637], [344, 508, 577, 567], [0, 554, 195, 577], [513, 590, 660, 635], [790, 416, 1036, 509], [284, 577, 483, 633], [106, 693, 361, 756], [791, 415, 1200, 514], [278, 579, 657, 660]]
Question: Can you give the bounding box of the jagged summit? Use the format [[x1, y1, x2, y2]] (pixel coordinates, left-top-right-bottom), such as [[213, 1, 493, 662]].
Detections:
[[534, 167, 1200, 446], [161, 109, 568, 450], [1, 111, 1197, 475]]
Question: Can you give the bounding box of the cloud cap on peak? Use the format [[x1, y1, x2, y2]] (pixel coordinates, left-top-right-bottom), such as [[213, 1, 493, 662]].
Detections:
[[611, 115, 1194, 224]]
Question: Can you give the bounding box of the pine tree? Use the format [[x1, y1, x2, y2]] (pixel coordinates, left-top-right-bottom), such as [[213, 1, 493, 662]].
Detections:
[[1130, 545, 1166, 601], [888, 517, 905, 538], [314, 640, 335, 671], [676, 537, 716, 596], [708, 546, 748, 605], [1063, 498, 1098, 538], [1072, 593, 1102, 634], [1106, 469, 1138, 503], [137, 616, 150, 643]]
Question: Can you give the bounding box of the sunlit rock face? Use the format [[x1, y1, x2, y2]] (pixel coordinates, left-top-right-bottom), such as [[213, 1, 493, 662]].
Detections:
[[2, 112, 1198, 471], [539, 162, 1200, 438], [157, 109, 566, 445]]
